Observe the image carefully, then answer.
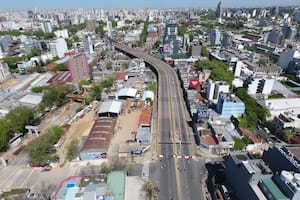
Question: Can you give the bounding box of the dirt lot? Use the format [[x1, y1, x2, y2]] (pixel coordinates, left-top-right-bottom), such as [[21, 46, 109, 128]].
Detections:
[[0, 77, 20, 89], [38, 102, 82, 133], [109, 100, 142, 156], [57, 107, 98, 165]]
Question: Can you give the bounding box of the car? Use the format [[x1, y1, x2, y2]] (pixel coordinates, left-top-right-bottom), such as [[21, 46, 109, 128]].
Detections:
[[40, 165, 52, 172], [30, 163, 42, 168], [263, 127, 270, 134]]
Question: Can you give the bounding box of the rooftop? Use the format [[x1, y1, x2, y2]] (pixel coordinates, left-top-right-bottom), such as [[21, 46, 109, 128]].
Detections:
[[258, 98, 300, 111], [200, 135, 216, 146], [117, 88, 137, 98], [138, 107, 152, 126], [136, 126, 151, 144], [238, 128, 261, 144], [286, 146, 300, 161], [19, 94, 42, 105], [80, 117, 116, 152], [261, 178, 289, 200], [107, 171, 125, 200], [98, 100, 122, 115]]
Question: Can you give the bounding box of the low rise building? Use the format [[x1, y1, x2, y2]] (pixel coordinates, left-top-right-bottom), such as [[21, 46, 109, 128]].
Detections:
[[216, 93, 245, 118], [0, 62, 10, 82], [98, 100, 122, 118], [80, 117, 116, 160], [262, 146, 300, 173], [257, 98, 300, 119]]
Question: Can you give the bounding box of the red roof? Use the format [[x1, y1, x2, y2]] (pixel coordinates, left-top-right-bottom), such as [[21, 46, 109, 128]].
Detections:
[[80, 117, 116, 152], [200, 135, 216, 146], [139, 107, 152, 126], [238, 128, 261, 144], [200, 129, 212, 136], [118, 72, 126, 81], [47, 71, 71, 86]]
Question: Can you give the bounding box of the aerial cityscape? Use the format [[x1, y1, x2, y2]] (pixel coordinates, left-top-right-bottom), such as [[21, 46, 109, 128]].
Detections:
[[0, 0, 300, 200]]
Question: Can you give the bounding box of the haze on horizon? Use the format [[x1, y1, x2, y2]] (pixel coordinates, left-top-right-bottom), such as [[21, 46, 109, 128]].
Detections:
[[1, 0, 299, 10]]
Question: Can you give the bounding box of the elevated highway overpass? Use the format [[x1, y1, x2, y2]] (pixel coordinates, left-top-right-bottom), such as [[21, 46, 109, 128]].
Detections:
[[114, 43, 204, 200]]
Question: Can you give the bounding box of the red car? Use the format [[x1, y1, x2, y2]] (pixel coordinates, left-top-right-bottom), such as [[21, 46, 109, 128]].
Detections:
[[30, 163, 42, 168]]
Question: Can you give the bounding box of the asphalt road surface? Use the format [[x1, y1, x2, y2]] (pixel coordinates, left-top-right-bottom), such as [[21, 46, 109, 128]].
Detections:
[[114, 43, 204, 200]]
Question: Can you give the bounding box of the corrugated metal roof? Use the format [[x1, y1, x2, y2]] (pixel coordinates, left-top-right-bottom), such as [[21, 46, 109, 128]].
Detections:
[[98, 100, 122, 114], [136, 126, 151, 144], [117, 88, 137, 98], [19, 94, 42, 105], [80, 117, 116, 152]]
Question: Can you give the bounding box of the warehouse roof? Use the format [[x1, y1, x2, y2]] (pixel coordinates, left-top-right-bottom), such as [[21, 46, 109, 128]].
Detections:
[[19, 94, 42, 105], [117, 88, 137, 98], [258, 98, 300, 111], [80, 117, 116, 152], [98, 100, 122, 115]]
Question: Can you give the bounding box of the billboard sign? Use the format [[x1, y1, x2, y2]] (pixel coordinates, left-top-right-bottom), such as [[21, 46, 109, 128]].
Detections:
[[163, 44, 170, 53], [189, 80, 200, 89], [197, 109, 211, 121]]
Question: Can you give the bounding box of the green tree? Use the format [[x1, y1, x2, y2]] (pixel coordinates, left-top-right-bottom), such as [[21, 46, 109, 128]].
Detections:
[[280, 129, 292, 142], [246, 45, 255, 52], [95, 25, 105, 36], [196, 60, 233, 86], [139, 19, 149, 46], [105, 61, 113, 70], [102, 76, 117, 88], [148, 81, 156, 92], [79, 80, 89, 89], [0, 119, 11, 151], [42, 86, 69, 108], [236, 88, 270, 130], [122, 62, 129, 69], [145, 97, 153, 106], [31, 86, 50, 93], [73, 35, 80, 42], [201, 45, 209, 58], [65, 38, 73, 49], [51, 63, 68, 72], [100, 162, 111, 174], [233, 137, 246, 150], [5, 107, 35, 133], [52, 56, 59, 61], [91, 84, 103, 100], [111, 20, 117, 27], [66, 139, 79, 161], [32, 29, 44, 38], [189, 32, 194, 42], [44, 32, 55, 40], [177, 26, 187, 36], [27, 48, 42, 59], [100, 50, 106, 58], [142, 181, 159, 200], [26, 126, 64, 163], [242, 136, 253, 145], [125, 19, 132, 24]]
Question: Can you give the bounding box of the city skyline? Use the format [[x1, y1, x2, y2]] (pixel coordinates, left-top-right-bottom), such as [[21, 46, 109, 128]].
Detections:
[[0, 0, 299, 10]]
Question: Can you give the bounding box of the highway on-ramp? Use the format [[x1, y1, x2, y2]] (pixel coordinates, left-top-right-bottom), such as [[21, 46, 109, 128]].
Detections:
[[114, 43, 204, 200]]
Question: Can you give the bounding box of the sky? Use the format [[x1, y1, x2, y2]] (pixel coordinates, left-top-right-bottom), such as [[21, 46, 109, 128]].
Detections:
[[1, 0, 299, 10]]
